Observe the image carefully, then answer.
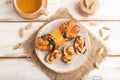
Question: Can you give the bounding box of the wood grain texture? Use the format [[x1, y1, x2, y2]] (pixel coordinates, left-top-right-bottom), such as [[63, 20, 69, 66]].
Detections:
[[0, 0, 120, 80], [0, 59, 50, 80], [0, 22, 45, 57], [0, 58, 120, 80], [0, 22, 120, 57], [82, 22, 120, 55], [0, 0, 120, 21], [84, 57, 120, 80]]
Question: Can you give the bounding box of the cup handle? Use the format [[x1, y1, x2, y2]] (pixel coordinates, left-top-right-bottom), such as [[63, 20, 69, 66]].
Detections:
[[40, 8, 49, 16]]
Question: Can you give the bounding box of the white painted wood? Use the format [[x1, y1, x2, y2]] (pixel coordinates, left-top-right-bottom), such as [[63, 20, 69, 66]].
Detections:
[[0, 59, 50, 80], [0, 0, 120, 21], [83, 57, 120, 80], [0, 0, 119, 80], [0, 22, 45, 57], [81, 22, 120, 55], [0, 22, 120, 57], [0, 58, 120, 80]]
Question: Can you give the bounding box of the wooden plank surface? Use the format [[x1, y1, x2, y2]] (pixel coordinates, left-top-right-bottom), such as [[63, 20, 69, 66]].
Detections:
[[83, 22, 120, 55], [84, 57, 120, 80], [0, 22, 45, 57], [0, 0, 120, 79], [0, 0, 120, 21], [0, 59, 50, 80], [0, 22, 120, 57], [0, 57, 120, 80], [0, 21, 120, 80]]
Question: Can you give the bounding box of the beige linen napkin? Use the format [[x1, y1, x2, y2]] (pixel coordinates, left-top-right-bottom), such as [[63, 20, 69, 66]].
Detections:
[[23, 8, 108, 80]]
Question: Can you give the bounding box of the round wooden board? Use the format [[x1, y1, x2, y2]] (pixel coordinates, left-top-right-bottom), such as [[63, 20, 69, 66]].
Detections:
[[35, 19, 91, 73]]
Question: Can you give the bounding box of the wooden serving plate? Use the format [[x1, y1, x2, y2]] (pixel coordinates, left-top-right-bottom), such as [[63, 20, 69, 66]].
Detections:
[[35, 19, 91, 73]]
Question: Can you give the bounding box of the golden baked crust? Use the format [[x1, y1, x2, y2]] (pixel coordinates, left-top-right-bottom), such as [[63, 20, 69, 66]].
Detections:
[[35, 19, 80, 52]]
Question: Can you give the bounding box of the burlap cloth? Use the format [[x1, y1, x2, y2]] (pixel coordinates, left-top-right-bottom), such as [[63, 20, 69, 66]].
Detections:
[[23, 8, 108, 80]]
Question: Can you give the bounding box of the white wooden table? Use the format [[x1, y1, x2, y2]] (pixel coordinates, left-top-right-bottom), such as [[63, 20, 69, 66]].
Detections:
[[0, 0, 120, 80]]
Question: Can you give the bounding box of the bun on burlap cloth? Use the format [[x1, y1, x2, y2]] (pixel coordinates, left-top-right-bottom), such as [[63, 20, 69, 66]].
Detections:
[[23, 8, 108, 80]]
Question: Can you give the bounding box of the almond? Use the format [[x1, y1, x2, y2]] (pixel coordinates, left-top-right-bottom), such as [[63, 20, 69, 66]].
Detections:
[[103, 27, 111, 30], [25, 23, 32, 30], [103, 34, 111, 41], [13, 43, 21, 50], [95, 62, 99, 69], [84, 0, 89, 8], [97, 47, 104, 55], [89, 22, 98, 26], [99, 29, 104, 37], [90, 1, 97, 10], [19, 27, 24, 38]]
